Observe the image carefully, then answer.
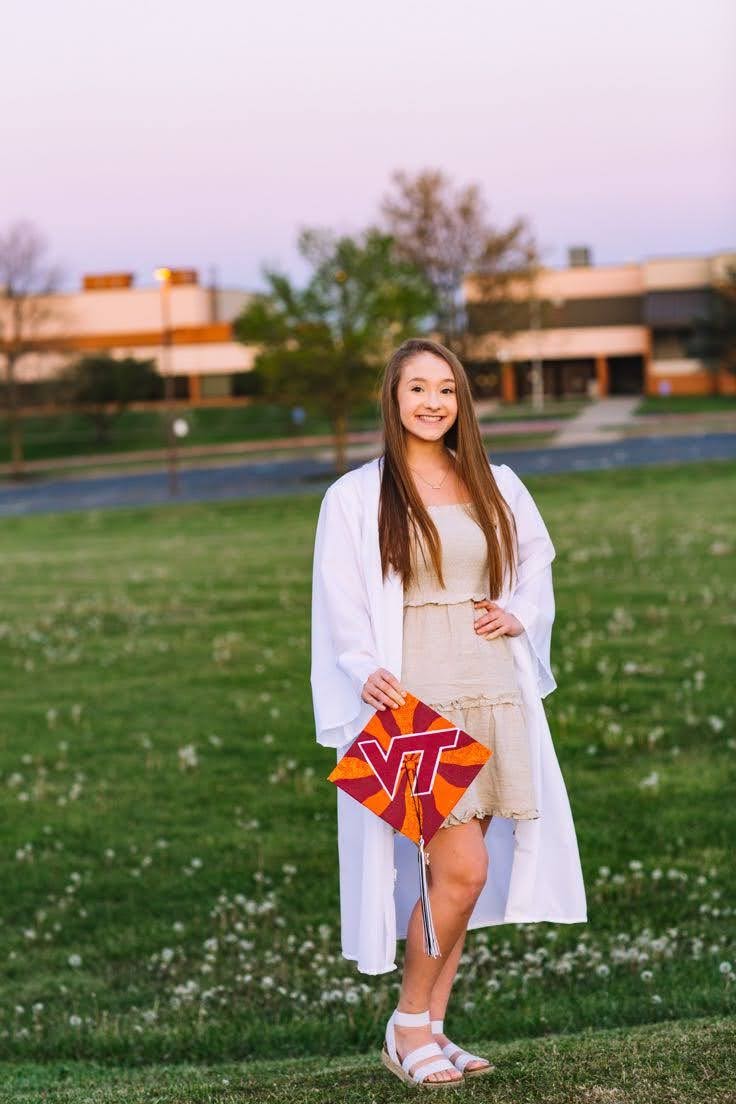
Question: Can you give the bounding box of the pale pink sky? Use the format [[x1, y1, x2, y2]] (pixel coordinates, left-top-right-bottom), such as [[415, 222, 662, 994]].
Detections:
[[2, 0, 734, 293]]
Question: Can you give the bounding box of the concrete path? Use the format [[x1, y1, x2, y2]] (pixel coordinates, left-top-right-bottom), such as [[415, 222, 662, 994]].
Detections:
[[1, 432, 734, 517], [553, 396, 641, 446]]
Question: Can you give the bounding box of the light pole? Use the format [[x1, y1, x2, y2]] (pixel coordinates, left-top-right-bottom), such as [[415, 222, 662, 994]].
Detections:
[[498, 348, 512, 404], [522, 246, 545, 413], [154, 267, 179, 495], [529, 288, 544, 412]]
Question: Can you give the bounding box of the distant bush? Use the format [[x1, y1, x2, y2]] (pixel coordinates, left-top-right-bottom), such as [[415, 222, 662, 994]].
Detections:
[[63, 354, 164, 444]]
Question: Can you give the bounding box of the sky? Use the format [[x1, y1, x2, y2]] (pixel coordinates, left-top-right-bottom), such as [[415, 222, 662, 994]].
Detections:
[[2, 0, 734, 293]]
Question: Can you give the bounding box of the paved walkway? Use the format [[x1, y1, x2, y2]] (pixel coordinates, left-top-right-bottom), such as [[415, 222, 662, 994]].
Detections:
[[552, 396, 641, 446]]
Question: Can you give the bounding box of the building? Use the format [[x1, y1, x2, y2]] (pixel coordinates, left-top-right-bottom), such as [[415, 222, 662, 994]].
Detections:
[[6, 250, 735, 407], [463, 248, 736, 400], [8, 268, 256, 402]]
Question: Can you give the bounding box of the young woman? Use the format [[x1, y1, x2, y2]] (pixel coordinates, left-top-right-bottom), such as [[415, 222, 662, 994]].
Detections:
[[310, 338, 587, 1088]]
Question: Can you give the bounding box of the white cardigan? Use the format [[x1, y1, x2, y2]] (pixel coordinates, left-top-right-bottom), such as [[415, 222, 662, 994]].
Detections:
[[310, 455, 587, 975]]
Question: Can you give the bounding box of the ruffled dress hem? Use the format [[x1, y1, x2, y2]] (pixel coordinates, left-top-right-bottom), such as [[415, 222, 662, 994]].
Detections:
[[429, 690, 522, 712], [442, 806, 540, 827]]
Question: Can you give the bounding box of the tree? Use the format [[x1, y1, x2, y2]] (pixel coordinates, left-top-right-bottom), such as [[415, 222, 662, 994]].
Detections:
[[378, 168, 538, 354], [0, 219, 64, 478], [233, 226, 439, 474], [63, 353, 163, 445]]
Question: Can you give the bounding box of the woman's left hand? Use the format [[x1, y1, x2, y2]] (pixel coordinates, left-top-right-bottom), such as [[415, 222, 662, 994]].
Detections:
[[473, 598, 524, 640]]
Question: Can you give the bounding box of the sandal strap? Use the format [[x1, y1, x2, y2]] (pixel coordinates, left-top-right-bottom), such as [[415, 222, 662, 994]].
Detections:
[[456, 1051, 488, 1071], [401, 1041, 443, 1073], [430, 1019, 444, 1032], [414, 1058, 457, 1083], [444, 1042, 489, 1072], [393, 1007, 430, 1027]]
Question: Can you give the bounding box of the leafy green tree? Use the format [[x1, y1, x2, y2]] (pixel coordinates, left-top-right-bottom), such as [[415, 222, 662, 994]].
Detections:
[[64, 353, 163, 445], [233, 226, 438, 473]]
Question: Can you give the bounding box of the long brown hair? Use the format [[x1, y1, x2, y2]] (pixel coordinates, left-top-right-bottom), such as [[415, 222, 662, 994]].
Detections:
[[378, 337, 518, 598]]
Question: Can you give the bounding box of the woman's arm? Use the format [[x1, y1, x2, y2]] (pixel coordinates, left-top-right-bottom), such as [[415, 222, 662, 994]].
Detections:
[[498, 464, 557, 698]]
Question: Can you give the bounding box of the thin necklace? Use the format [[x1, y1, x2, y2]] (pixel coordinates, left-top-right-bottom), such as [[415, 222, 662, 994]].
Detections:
[[409, 456, 453, 491]]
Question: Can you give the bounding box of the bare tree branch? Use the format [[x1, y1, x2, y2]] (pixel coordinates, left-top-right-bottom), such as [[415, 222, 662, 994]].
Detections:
[[378, 167, 538, 353], [0, 219, 66, 478]]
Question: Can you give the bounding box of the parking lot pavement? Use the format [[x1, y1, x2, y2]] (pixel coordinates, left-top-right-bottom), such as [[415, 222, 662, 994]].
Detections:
[[0, 432, 734, 517]]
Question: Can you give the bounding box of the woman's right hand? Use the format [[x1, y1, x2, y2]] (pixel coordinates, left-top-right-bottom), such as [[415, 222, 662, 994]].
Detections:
[[361, 668, 407, 711]]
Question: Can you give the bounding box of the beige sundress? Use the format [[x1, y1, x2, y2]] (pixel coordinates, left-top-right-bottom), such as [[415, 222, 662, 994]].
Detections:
[[402, 502, 539, 827]]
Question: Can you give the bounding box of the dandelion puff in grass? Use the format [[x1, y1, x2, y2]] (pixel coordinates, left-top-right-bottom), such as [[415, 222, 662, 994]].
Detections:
[[178, 744, 199, 770]]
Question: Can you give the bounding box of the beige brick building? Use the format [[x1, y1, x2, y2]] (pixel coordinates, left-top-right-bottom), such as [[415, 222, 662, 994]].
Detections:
[[463, 248, 736, 400], [7, 268, 256, 402], [5, 250, 735, 405]]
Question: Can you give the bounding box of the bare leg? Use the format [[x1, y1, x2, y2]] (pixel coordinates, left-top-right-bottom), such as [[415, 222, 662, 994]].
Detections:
[[391, 816, 489, 1083], [429, 814, 493, 1071]]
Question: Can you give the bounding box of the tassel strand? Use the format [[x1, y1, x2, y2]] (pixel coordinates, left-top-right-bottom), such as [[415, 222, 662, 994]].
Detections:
[[417, 835, 441, 957], [404, 757, 442, 959]]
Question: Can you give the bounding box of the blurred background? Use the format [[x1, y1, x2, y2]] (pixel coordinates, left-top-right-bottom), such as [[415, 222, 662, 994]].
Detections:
[[0, 2, 734, 1101], [1, 0, 735, 490]]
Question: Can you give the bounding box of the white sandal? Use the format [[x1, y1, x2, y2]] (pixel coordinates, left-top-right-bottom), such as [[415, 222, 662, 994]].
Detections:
[[431, 1018, 495, 1077], [381, 1007, 464, 1088]]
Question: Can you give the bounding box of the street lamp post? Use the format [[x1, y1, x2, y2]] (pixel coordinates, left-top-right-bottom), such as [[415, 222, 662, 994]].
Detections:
[[154, 267, 179, 495], [522, 247, 545, 413], [529, 291, 544, 412]]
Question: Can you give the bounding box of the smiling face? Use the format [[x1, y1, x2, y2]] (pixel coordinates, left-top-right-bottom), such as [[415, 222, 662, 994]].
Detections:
[[397, 351, 459, 442]]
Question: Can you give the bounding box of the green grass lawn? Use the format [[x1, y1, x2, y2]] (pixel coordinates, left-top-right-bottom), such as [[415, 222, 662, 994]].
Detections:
[[0, 461, 734, 1098], [0, 399, 582, 465], [0, 404, 356, 463], [1, 1016, 733, 1102], [635, 395, 736, 416]]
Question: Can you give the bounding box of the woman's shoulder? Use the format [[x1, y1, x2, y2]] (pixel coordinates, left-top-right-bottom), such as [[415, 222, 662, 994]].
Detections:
[[324, 457, 380, 503], [490, 462, 546, 524], [490, 461, 524, 499]]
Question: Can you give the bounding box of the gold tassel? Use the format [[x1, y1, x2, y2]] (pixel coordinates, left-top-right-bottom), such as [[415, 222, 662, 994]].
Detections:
[[417, 835, 441, 958]]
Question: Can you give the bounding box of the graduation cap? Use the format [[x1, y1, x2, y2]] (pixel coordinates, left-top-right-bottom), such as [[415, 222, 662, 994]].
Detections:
[[327, 690, 492, 958]]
